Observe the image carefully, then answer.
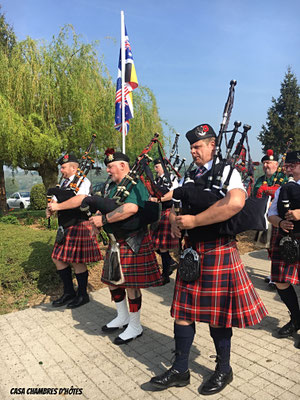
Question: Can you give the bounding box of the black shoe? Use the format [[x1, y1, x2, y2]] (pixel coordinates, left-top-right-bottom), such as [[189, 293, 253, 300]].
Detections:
[[278, 319, 300, 338], [200, 368, 233, 395], [169, 262, 178, 275], [149, 368, 190, 390], [162, 275, 170, 285], [113, 331, 143, 345], [102, 324, 128, 333], [52, 293, 76, 307], [66, 294, 90, 309]]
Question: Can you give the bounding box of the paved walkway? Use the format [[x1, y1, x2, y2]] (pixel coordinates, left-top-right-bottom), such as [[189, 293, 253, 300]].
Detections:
[[0, 249, 299, 400]]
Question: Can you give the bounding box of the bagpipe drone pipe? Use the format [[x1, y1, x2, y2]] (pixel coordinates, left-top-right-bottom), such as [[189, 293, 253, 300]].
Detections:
[[173, 121, 270, 236], [80, 133, 162, 236]]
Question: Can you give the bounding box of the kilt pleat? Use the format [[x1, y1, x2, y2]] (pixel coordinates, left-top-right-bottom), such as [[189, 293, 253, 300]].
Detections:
[[171, 237, 268, 327], [52, 221, 102, 264], [270, 232, 300, 285], [151, 208, 179, 250], [101, 231, 163, 288]]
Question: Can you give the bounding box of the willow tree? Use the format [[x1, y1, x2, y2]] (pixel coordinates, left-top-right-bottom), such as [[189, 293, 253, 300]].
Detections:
[[0, 24, 165, 193], [0, 25, 117, 189], [0, 8, 16, 211]]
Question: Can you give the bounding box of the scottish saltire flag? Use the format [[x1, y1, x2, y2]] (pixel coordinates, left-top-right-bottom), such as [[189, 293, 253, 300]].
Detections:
[[114, 26, 138, 134]]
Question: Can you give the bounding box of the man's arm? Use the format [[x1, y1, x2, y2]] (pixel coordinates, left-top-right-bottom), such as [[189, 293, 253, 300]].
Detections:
[[89, 203, 138, 228], [175, 188, 246, 230], [48, 194, 87, 212]]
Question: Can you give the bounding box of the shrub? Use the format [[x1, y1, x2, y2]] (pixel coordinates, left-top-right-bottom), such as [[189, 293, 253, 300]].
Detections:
[[0, 215, 20, 224], [30, 184, 47, 210]]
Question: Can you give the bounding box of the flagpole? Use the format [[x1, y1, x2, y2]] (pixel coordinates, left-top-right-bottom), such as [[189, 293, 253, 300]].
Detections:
[[121, 10, 126, 154]]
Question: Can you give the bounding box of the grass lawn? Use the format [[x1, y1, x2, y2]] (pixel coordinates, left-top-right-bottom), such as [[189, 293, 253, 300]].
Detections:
[[0, 222, 60, 314], [0, 209, 106, 315]]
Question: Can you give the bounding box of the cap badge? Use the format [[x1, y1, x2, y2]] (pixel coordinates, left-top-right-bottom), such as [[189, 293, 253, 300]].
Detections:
[[195, 125, 209, 137]]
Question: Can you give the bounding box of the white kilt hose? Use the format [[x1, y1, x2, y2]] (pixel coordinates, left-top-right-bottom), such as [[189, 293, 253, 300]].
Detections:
[[52, 220, 102, 263], [171, 237, 268, 327]]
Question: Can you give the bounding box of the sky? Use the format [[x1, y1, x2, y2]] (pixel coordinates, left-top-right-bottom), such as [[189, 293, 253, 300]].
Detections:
[[1, 0, 300, 164]]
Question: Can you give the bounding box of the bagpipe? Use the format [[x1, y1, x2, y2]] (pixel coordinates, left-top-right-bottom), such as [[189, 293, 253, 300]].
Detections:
[[172, 80, 269, 236], [47, 134, 97, 202], [256, 139, 292, 199], [233, 135, 258, 197], [277, 176, 300, 265], [142, 131, 186, 194], [47, 134, 98, 229], [80, 133, 163, 236], [168, 132, 186, 180]]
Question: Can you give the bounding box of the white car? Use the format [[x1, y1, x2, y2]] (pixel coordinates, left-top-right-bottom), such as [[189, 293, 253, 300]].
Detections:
[[7, 192, 31, 209]]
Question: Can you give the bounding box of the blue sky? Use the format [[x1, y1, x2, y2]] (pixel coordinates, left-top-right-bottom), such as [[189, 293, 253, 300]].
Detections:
[[1, 0, 300, 164]]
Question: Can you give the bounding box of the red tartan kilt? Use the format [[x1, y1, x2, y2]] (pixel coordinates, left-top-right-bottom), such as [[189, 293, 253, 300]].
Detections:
[[270, 231, 300, 285], [151, 208, 179, 250], [267, 226, 278, 258], [52, 221, 102, 264], [101, 231, 163, 288], [171, 237, 268, 327]]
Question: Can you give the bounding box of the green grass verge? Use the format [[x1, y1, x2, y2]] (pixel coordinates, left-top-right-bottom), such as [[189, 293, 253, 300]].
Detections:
[[0, 222, 60, 314]]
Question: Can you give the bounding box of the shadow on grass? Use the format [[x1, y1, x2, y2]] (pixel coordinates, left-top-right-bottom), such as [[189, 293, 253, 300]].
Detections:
[[21, 240, 61, 298]]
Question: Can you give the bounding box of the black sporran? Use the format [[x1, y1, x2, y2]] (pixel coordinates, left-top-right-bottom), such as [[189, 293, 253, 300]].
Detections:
[[279, 235, 299, 266], [55, 226, 66, 245], [178, 247, 200, 282]]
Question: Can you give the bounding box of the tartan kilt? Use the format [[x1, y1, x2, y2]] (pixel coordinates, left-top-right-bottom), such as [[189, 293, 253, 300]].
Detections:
[[270, 231, 300, 285], [151, 208, 179, 250], [101, 231, 163, 288], [267, 226, 279, 259], [52, 220, 102, 264], [171, 237, 268, 328]]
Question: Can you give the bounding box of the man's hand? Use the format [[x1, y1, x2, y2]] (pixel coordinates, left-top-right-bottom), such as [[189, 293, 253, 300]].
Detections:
[[170, 220, 181, 238], [45, 208, 52, 218], [279, 219, 294, 233], [285, 209, 300, 222], [48, 202, 61, 212], [89, 215, 103, 228], [175, 215, 197, 230]]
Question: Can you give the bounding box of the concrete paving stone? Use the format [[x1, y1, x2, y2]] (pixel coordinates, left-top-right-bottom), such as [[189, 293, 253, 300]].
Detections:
[[284, 370, 300, 384], [234, 356, 255, 369], [250, 390, 275, 400], [235, 368, 256, 381], [220, 387, 248, 399], [270, 363, 291, 377], [289, 382, 300, 396], [259, 369, 285, 383], [277, 392, 300, 400], [256, 357, 281, 370], [236, 381, 261, 396], [264, 382, 286, 397], [248, 375, 271, 389], [0, 250, 300, 399], [274, 375, 297, 390]]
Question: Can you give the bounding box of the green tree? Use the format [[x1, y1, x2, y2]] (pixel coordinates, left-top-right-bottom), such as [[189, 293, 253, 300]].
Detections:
[[5, 178, 19, 197], [0, 7, 16, 212], [0, 25, 164, 196], [258, 68, 300, 155]]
